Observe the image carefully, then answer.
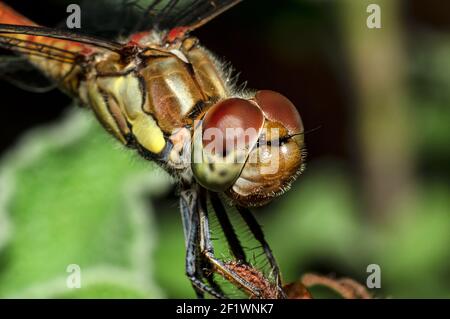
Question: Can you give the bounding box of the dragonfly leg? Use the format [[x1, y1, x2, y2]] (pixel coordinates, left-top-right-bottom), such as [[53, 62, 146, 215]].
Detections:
[[209, 192, 247, 263], [237, 206, 287, 299], [180, 188, 225, 299], [204, 271, 225, 297], [197, 190, 263, 298], [185, 233, 205, 298]]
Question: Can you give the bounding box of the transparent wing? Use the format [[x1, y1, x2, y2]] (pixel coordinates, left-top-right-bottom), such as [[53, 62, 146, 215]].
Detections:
[[0, 36, 80, 65], [75, 0, 150, 38], [0, 24, 122, 52], [1, 1, 242, 42], [0, 25, 96, 92], [62, 0, 241, 40], [0, 55, 57, 93], [133, 0, 243, 39], [2, 0, 149, 41]]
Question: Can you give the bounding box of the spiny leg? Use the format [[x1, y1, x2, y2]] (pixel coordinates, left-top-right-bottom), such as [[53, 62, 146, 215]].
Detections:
[[237, 206, 286, 298], [180, 189, 204, 298], [179, 188, 224, 299], [209, 192, 247, 263], [197, 189, 263, 298], [181, 187, 269, 298], [206, 272, 225, 296]]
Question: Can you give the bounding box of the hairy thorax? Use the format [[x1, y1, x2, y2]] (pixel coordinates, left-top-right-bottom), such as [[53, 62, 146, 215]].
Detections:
[[74, 32, 230, 182]]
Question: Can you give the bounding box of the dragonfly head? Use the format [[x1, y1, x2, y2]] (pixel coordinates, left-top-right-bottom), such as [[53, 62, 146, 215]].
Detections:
[[191, 90, 305, 207]]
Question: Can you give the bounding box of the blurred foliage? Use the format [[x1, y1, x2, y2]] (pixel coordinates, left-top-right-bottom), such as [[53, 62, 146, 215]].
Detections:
[[0, 0, 449, 299], [411, 35, 450, 164], [0, 110, 170, 298]]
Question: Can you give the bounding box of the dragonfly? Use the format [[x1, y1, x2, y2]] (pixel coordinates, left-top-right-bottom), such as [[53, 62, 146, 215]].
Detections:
[[0, 0, 306, 298]]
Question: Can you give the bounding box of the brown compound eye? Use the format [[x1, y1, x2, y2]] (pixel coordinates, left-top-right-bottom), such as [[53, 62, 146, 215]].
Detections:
[[255, 90, 303, 135], [226, 91, 306, 207], [191, 98, 265, 192], [202, 98, 264, 156]]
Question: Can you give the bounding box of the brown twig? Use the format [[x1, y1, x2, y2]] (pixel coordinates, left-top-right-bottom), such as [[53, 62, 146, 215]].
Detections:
[[301, 273, 372, 299]]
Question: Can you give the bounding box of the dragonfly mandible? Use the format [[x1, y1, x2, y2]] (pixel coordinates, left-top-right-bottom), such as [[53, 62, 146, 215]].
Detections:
[[0, 0, 306, 299]]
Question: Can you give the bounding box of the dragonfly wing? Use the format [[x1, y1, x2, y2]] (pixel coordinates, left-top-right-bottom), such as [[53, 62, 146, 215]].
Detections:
[[78, 0, 148, 38], [0, 55, 57, 93], [0, 33, 81, 64], [0, 24, 122, 52], [135, 0, 243, 39], [71, 0, 242, 40], [0, 30, 90, 92]]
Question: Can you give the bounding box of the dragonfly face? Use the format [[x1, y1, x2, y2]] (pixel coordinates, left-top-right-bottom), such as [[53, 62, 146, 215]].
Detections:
[[0, 0, 305, 299], [192, 90, 305, 207]]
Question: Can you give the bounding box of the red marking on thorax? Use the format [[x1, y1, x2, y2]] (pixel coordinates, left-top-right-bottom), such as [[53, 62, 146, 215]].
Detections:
[[166, 26, 189, 43], [129, 31, 152, 45]]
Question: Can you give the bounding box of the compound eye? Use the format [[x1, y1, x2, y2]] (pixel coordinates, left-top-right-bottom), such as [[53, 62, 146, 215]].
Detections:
[[191, 98, 265, 192], [255, 90, 303, 134], [202, 98, 264, 155]]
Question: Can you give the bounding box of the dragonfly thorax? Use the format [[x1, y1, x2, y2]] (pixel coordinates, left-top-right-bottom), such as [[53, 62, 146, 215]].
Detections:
[[77, 37, 229, 156]]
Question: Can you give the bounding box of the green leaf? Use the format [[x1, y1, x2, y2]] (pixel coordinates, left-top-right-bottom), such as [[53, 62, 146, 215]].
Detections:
[[0, 109, 172, 298]]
